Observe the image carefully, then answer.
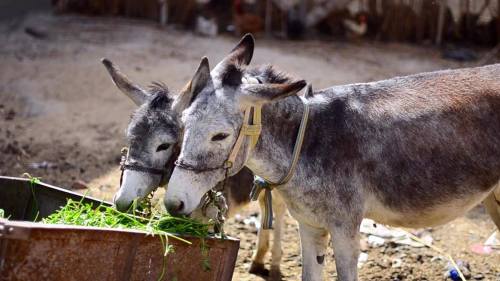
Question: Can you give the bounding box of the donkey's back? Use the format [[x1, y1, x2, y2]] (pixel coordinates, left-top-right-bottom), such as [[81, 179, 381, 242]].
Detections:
[[317, 64, 500, 228]]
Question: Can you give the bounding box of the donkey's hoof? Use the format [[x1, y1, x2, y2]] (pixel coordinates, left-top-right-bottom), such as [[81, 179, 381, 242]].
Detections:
[[269, 266, 282, 281], [249, 262, 269, 277]]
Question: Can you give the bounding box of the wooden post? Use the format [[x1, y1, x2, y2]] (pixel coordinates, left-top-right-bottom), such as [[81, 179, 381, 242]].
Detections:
[[299, 0, 307, 36], [265, 0, 272, 37], [415, 0, 424, 43], [159, 0, 168, 27], [497, 0, 500, 44], [436, 0, 446, 45]]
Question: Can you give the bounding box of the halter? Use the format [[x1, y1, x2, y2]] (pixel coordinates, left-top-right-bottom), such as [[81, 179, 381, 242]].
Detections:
[[119, 146, 177, 187], [175, 85, 311, 230]]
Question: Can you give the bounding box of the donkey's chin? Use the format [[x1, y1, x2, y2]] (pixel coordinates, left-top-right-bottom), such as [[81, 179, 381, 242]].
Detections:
[[164, 167, 221, 216]]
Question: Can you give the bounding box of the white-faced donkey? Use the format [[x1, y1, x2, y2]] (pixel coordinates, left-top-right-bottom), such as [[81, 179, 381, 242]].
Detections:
[[164, 34, 500, 281], [101, 58, 287, 279]]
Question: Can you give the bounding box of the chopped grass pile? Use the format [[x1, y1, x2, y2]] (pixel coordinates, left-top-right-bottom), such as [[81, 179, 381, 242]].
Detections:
[[43, 199, 211, 243]]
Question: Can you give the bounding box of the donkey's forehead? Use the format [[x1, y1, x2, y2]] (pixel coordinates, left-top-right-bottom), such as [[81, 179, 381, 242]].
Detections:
[[181, 87, 241, 125], [128, 105, 180, 140]]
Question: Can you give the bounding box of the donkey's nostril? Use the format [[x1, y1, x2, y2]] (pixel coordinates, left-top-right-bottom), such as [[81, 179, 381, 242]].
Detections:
[[166, 200, 185, 216], [177, 201, 184, 212], [115, 200, 132, 212]]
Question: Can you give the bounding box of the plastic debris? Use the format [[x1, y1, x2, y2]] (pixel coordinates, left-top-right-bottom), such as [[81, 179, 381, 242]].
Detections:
[[360, 219, 433, 248], [28, 161, 58, 169], [470, 243, 493, 255], [484, 231, 499, 248], [444, 260, 471, 281], [243, 215, 260, 231], [446, 268, 462, 281], [360, 219, 406, 238], [367, 235, 386, 248], [357, 252, 368, 268]]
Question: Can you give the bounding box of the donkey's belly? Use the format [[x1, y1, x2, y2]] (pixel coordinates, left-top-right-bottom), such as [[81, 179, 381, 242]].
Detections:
[[364, 188, 492, 228]]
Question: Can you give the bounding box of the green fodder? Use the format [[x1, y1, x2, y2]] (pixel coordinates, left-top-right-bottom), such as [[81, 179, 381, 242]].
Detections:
[[43, 199, 211, 243]]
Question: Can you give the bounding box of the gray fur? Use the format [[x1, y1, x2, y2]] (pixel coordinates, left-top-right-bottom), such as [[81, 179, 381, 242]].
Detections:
[[165, 36, 500, 281]]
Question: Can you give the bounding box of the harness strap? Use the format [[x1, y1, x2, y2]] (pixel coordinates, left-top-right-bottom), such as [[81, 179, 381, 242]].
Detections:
[[120, 163, 166, 175], [225, 106, 262, 168], [261, 99, 309, 186], [250, 92, 311, 229], [250, 106, 262, 149], [119, 147, 169, 187]]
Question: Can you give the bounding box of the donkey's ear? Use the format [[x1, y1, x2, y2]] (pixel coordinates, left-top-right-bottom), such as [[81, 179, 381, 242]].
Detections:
[[191, 57, 211, 96], [212, 34, 254, 78], [240, 80, 307, 105], [227, 33, 255, 66], [172, 57, 211, 113], [101, 58, 148, 106]]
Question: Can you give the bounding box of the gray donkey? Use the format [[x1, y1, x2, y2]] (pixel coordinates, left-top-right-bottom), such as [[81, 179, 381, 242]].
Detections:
[[164, 34, 500, 281], [101, 58, 288, 279]]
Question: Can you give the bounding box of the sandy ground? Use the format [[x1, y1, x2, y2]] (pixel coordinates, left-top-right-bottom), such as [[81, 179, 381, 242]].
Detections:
[[0, 12, 498, 280]]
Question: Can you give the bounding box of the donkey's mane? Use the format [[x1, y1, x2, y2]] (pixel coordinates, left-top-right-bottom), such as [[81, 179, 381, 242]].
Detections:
[[247, 65, 295, 84], [147, 82, 172, 109]]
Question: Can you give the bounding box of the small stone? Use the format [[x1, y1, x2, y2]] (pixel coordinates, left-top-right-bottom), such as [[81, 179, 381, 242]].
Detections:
[[391, 258, 402, 268], [71, 180, 89, 190], [473, 274, 485, 280]]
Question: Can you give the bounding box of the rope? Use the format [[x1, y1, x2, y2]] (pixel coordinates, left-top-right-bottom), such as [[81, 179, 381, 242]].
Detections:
[[250, 88, 311, 230]]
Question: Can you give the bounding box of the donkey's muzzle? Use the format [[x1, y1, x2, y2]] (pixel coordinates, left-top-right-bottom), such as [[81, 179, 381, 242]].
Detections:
[[165, 199, 185, 216], [113, 193, 134, 212]]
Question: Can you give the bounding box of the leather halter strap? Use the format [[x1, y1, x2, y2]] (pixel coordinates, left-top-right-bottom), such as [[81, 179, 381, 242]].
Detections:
[[225, 106, 262, 168], [119, 147, 172, 187]]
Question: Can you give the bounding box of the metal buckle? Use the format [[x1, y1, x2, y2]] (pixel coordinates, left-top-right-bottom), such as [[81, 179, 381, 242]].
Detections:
[[223, 161, 233, 169], [242, 124, 261, 136]]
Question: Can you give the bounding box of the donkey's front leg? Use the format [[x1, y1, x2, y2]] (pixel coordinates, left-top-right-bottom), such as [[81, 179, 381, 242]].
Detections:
[[249, 194, 271, 276], [329, 219, 361, 281], [269, 192, 287, 281], [299, 223, 329, 281]]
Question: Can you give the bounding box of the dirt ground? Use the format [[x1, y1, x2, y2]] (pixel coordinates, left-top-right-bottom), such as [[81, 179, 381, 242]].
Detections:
[[0, 12, 498, 281]]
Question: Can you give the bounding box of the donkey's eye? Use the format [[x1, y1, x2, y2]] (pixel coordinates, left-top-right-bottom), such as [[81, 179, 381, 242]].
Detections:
[[156, 143, 170, 152], [211, 133, 229, 142]]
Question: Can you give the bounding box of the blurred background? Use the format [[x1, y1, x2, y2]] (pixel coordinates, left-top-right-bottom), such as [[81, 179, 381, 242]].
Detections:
[[0, 1, 499, 280]]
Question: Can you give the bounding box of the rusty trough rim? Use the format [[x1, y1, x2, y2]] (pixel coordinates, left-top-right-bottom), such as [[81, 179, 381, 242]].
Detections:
[[0, 175, 105, 204], [0, 219, 239, 243]]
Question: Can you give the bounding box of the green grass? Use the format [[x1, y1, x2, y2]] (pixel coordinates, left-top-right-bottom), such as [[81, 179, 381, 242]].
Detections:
[[0, 208, 4, 219], [43, 199, 211, 243]]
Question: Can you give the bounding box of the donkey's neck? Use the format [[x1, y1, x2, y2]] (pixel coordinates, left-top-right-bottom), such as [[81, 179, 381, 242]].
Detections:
[[246, 95, 306, 183]]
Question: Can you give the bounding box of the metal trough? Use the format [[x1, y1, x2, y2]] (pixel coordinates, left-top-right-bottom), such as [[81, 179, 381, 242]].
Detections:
[[0, 176, 239, 281]]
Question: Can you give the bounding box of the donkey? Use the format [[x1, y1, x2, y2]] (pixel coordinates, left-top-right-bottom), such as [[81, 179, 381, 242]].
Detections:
[[164, 34, 500, 281], [101, 58, 288, 279]]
